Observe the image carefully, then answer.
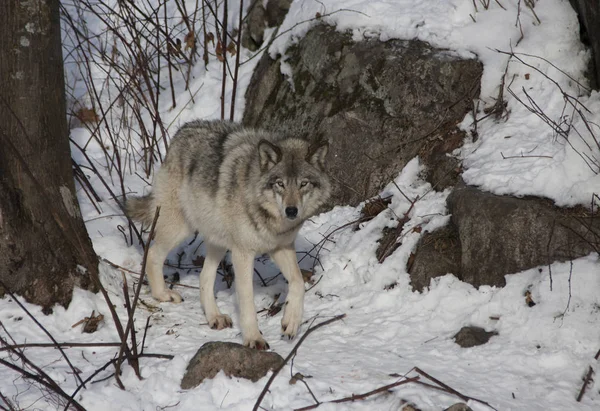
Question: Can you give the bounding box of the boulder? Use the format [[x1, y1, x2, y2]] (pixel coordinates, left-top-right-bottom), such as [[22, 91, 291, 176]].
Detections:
[[409, 181, 599, 289], [409, 225, 461, 292], [453, 326, 498, 348], [180, 341, 284, 389], [244, 24, 482, 206], [447, 182, 598, 288]]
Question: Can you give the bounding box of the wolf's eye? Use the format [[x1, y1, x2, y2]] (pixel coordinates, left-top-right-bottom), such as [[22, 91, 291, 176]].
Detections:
[[300, 181, 309, 188], [276, 180, 284, 188]]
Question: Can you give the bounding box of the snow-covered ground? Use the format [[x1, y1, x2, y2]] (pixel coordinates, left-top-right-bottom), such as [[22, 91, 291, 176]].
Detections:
[[1, 1, 599, 410]]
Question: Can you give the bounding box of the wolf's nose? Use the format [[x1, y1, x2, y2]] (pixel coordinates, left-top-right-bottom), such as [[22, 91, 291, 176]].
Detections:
[[285, 207, 298, 219]]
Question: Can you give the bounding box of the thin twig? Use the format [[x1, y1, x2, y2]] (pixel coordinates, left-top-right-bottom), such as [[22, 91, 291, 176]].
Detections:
[[0, 282, 86, 388], [295, 377, 419, 410], [114, 206, 161, 385], [253, 314, 347, 411], [0, 358, 86, 411]]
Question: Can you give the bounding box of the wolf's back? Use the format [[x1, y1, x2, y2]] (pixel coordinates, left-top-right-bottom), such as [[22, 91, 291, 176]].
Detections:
[[125, 194, 155, 226]]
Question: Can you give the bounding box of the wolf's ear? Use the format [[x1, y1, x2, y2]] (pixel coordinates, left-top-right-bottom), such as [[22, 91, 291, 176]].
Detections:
[[258, 139, 282, 171], [306, 141, 329, 170]]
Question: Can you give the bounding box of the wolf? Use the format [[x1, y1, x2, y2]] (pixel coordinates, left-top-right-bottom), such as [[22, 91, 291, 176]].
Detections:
[[126, 120, 331, 349]]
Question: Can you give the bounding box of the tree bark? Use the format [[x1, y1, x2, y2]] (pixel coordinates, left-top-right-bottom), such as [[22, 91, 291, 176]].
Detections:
[[0, 0, 98, 310]]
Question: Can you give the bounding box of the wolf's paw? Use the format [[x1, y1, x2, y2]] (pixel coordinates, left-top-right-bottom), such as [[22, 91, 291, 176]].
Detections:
[[152, 289, 183, 303], [281, 303, 303, 340], [208, 314, 232, 330], [244, 337, 270, 350]]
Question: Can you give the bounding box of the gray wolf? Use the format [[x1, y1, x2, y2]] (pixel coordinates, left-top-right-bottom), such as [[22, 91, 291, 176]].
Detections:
[[127, 120, 331, 349]]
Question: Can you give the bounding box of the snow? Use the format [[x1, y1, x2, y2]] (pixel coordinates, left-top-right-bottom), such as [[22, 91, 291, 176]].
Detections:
[[1, 0, 599, 410]]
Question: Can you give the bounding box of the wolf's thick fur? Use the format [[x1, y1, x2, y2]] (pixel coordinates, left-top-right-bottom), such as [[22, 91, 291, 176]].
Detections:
[[126, 120, 331, 349]]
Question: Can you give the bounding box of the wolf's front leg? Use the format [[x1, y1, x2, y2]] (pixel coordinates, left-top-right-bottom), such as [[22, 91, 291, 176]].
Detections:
[[199, 243, 232, 329], [270, 245, 304, 339], [231, 249, 269, 350]]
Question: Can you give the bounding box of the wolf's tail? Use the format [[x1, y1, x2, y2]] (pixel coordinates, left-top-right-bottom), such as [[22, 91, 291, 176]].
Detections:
[[125, 194, 155, 226]]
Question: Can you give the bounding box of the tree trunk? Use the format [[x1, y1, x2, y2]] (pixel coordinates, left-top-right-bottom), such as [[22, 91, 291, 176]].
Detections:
[[0, 0, 98, 310]]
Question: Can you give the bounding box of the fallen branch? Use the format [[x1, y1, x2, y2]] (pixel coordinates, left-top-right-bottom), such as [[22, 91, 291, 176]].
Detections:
[[294, 376, 420, 410], [413, 367, 498, 411], [253, 314, 347, 411]]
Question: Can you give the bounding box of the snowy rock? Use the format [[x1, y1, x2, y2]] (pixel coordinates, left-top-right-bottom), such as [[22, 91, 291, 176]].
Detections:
[[447, 181, 599, 288], [453, 326, 498, 348], [409, 225, 461, 292], [411, 181, 599, 289], [243, 24, 482, 206], [180, 342, 284, 389]]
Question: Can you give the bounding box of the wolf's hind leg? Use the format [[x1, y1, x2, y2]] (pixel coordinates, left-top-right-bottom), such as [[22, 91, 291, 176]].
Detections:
[[146, 211, 191, 303], [199, 243, 232, 329], [270, 245, 304, 339], [231, 250, 268, 350]]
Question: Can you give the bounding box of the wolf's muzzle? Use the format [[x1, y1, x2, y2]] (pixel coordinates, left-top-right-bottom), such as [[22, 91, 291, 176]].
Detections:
[[285, 206, 298, 219]]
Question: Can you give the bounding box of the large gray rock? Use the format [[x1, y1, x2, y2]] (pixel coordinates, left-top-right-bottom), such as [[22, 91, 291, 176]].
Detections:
[[409, 225, 461, 292], [180, 342, 284, 389], [410, 181, 599, 289], [244, 24, 482, 206], [447, 182, 598, 288]]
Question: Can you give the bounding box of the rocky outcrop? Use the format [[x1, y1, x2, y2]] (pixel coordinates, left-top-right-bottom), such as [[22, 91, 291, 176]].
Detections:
[[409, 181, 599, 290], [409, 225, 461, 292], [180, 342, 284, 388], [244, 24, 482, 206]]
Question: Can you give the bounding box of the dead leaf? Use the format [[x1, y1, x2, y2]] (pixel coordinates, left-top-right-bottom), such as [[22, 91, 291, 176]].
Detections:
[[525, 290, 536, 307], [216, 41, 224, 62], [71, 310, 104, 333], [74, 107, 99, 124], [289, 372, 312, 384], [525, 73, 530, 80], [184, 31, 196, 50], [226, 41, 237, 56], [413, 226, 423, 234], [361, 196, 392, 218], [206, 32, 215, 45]]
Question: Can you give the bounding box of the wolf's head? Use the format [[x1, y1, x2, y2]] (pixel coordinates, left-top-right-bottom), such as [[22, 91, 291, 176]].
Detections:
[[257, 138, 331, 224]]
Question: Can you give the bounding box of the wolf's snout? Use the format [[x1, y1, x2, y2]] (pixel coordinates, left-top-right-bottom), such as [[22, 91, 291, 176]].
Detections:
[[285, 206, 298, 219]]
